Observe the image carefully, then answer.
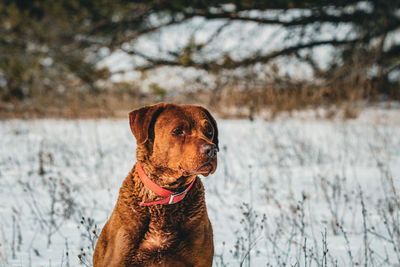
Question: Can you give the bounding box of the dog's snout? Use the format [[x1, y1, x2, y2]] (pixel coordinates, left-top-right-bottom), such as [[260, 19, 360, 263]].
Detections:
[[201, 144, 217, 159]]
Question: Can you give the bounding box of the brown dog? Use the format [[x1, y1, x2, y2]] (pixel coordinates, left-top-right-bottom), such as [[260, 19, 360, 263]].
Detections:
[[93, 103, 218, 267]]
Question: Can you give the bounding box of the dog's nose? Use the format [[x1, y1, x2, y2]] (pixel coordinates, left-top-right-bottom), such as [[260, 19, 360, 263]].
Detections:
[[201, 144, 217, 159]]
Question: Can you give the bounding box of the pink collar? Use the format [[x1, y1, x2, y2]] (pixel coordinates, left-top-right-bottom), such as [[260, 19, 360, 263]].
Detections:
[[137, 162, 196, 206]]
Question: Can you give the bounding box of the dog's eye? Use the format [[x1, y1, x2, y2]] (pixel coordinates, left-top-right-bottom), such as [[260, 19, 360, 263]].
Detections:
[[205, 126, 213, 138], [172, 128, 184, 135]]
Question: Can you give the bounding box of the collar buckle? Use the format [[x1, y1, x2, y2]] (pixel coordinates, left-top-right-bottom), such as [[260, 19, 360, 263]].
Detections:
[[168, 190, 187, 204]]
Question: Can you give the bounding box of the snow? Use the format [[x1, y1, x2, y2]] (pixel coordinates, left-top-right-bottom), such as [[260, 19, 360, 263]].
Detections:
[[1, 108, 400, 266]]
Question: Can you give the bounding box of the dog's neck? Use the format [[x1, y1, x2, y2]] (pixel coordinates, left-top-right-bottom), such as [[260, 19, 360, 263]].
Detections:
[[139, 160, 196, 192], [115, 165, 205, 231], [136, 144, 195, 191], [117, 163, 200, 211]]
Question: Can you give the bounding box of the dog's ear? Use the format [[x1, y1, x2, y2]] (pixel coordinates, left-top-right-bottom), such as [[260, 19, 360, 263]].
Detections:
[[197, 106, 219, 150], [129, 103, 166, 145]]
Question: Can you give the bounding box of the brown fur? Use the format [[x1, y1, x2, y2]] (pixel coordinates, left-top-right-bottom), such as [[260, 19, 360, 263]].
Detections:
[[93, 103, 218, 267]]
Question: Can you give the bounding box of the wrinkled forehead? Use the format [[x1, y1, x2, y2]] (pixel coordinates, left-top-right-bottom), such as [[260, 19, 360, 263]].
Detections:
[[155, 105, 209, 129]]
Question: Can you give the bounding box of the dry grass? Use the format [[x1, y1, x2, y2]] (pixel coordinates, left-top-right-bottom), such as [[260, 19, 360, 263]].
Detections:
[[0, 79, 385, 120]]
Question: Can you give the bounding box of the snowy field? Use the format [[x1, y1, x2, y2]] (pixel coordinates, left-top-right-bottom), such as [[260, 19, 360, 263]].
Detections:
[[1, 109, 400, 266]]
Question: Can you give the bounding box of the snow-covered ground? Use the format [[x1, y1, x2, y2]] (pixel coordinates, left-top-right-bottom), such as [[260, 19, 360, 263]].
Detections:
[[1, 108, 400, 266]]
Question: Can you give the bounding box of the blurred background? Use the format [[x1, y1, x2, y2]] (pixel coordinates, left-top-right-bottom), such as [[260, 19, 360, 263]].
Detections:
[[1, 1, 400, 266], [1, 0, 399, 119]]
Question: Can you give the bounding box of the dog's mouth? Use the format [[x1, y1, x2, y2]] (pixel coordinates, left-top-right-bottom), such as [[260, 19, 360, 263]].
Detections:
[[180, 159, 217, 176], [197, 163, 214, 174]]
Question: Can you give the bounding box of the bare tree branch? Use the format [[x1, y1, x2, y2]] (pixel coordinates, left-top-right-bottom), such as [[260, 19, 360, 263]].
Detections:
[[187, 10, 373, 27], [116, 14, 195, 45], [126, 39, 359, 71]]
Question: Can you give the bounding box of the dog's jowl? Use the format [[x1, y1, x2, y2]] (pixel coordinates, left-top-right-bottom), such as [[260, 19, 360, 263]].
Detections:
[[93, 103, 218, 267]]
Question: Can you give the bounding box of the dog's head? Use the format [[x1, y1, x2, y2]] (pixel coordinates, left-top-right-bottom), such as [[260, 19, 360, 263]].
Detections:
[[129, 103, 218, 179]]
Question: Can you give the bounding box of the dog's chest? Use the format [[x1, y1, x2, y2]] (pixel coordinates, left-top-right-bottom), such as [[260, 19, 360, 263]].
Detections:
[[140, 221, 180, 252], [134, 224, 187, 265], [131, 215, 208, 267], [140, 226, 178, 251]]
